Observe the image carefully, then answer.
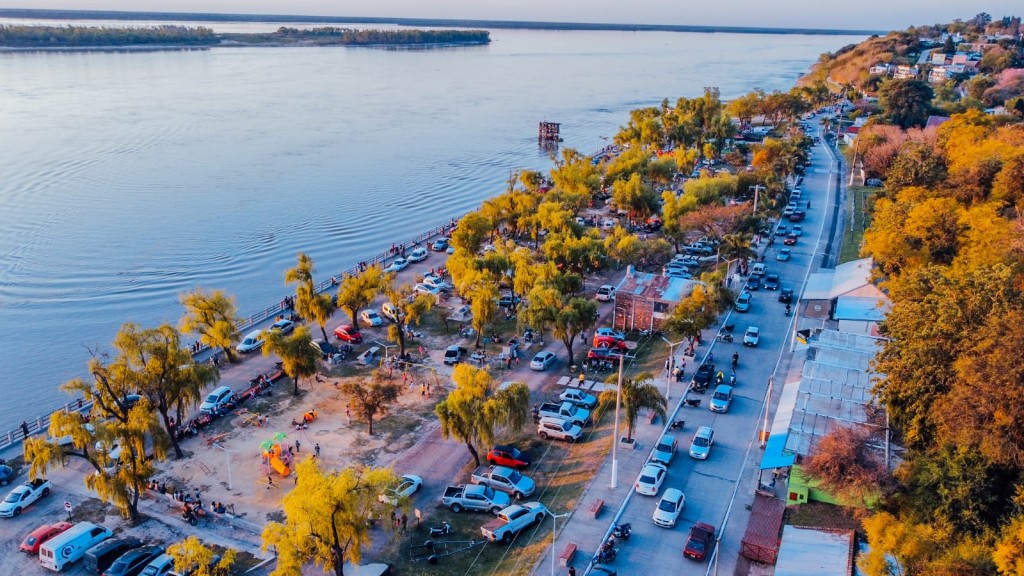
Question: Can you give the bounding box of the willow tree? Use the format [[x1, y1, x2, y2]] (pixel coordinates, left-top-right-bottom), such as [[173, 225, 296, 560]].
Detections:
[[341, 376, 402, 435], [335, 265, 386, 329], [263, 325, 320, 396], [381, 282, 434, 359], [594, 372, 666, 442], [168, 536, 236, 576], [179, 288, 241, 362], [262, 459, 397, 576], [24, 331, 170, 523], [285, 252, 337, 341], [435, 364, 531, 466], [118, 322, 218, 459]]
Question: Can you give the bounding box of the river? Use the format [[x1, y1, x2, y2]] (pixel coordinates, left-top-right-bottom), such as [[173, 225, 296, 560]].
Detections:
[[0, 20, 863, 432]]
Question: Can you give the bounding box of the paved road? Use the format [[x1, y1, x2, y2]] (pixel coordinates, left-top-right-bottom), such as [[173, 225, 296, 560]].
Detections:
[[548, 123, 840, 576]]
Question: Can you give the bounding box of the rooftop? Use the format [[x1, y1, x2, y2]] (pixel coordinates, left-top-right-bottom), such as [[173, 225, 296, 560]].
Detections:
[[774, 526, 855, 576], [614, 270, 696, 303]]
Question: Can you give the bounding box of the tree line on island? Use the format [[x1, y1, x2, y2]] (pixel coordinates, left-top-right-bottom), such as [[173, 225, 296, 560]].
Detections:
[[0, 23, 490, 48]]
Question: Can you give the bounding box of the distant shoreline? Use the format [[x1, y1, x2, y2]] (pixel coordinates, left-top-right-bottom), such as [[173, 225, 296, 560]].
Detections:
[[0, 8, 883, 36]]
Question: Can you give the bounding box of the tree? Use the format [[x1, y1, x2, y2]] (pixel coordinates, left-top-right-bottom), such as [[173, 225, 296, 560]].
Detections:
[[179, 288, 241, 363], [879, 79, 934, 129], [435, 364, 530, 466], [335, 265, 386, 329], [594, 372, 666, 442], [168, 536, 236, 576], [262, 325, 320, 396], [24, 335, 170, 523], [663, 280, 728, 347], [550, 297, 598, 366], [802, 425, 892, 507], [995, 513, 1024, 576], [465, 277, 499, 348], [381, 283, 434, 359], [611, 173, 659, 228], [285, 251, 337, 342], [262, 459, 397, 576], [859, 512, 942, 576], [120, 323, 218, 459], [341, 376, 402, 435]]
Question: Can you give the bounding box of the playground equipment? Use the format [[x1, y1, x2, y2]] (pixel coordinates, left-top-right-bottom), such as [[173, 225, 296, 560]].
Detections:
[[260, 438, 293, 477]]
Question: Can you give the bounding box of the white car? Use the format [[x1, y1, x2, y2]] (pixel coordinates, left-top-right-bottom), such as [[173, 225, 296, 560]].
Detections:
[[743, 326, 760, 347], [595, 327, 626, 341], [235, 329, 264, 353], [634, 462, 668, 496], [381, 302, 402, 322], [360, 310, 384, 327], [271, 318, 295, 334], [530, 351, 557, 371], [689, 426, 715, 460], [0, 479, 51, 517], [385, 257, 409, 273], [709, 385, 734, 413], [652, 488, 685, 528], [559, 388, 598, 409], [412, 283, 442, 296], [378, 474, 423, 506], [407, 247, 429, 262], [651, 434, 678, 466], [595, 285, 615, 302]]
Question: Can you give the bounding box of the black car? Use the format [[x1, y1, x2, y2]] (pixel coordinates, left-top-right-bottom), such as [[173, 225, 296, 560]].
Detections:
[[84, 537, 144, 575], [789, 210, 806, 222], [762, 274, 780, 290], [745, 276, 760, 291], [693, 363, 715, 386], [103, 545, 164, 576], [0, 464, 13, 486], [778, 289, 794, 304], [310, 339, 337, 360]]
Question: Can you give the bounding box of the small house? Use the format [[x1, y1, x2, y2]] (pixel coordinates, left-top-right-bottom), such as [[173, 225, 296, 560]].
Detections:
[[612, 268, 697, 331]]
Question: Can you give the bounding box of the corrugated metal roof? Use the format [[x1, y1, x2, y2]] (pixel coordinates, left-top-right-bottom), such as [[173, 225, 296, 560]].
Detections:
[[803, 272, 833, 300], [774, 526, 854, 576], [613, 271, 696, 303], [830, 257, 873, 298], [834, 296, 889, 322]]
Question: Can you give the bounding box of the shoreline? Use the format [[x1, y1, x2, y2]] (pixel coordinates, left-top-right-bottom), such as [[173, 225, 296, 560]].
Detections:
[[0, 40, 490, 52]]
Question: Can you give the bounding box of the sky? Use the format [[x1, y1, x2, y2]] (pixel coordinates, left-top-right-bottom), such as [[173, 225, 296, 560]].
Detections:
[[10, 0, 1024, 31]]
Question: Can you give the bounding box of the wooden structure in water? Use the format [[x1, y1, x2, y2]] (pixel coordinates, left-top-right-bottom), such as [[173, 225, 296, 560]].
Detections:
[[538, 121, 561, 142]]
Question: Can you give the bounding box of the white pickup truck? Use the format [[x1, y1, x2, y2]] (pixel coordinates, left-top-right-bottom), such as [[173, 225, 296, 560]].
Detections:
[[535, 401, 590, 427], [470, 465, 536, 499], [441, 484, 511, 514], [481, 502, 549, 543], [0, 478, 51, 517]]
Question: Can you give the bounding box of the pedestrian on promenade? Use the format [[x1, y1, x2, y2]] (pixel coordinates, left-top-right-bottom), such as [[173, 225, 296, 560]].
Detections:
[[569, 568, 576, 576], [267, 475, 274, 489], [421, 383, 426, 396], [346, 407, 351, 425], [20, 421, 30, 439], [315, 443, 320, 458], [295, 439, 301, 453]]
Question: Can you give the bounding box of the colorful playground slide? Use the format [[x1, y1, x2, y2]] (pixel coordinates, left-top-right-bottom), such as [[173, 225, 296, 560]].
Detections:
[[270, 455, 290, 477]]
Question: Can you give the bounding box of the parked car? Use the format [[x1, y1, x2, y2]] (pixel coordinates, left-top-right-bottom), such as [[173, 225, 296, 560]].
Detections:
[[0, 464, 13, 486], [39, 522, 112, 572], [380, 302, 402, 322], [140, 554, 176, 576], [743, 326, 761, 347], [270, 319, 295, 334], [537, 417, 583, 442], [776, 248, 791, 262], [762, 274, 780, 291], [587, 347, 619, 361], [360, 310, 383, 327], [407, 247, 429, 262], [20, 521, 73, 554], [199, 386, 235, 415], [530, 351, 557, 371], [384, 257, 409, 273], [684, 522, 716, 561], [310, 339, 338, 360], [595, 327, 626, 341], [497, 295, 521, 309], [595, 285, 615, 302], [652, 488, 685, 528], [333, 324, 363, 343], [83, 537, 143, 575], [693, 363, 715, 387], [487, 445, 532, 469], [635, 462, 668, 496], [745, 275, 761, 292], [431, 238, 449, 251], [235, 329, 264, 353], [592, 335, 627, 350], [0, 478, 51, 517], [651, 434, 678, 466], [378, 474, 423, 506], [734, 291, 751, 312], [688, 426, 715, 460], [559, 388, 598, 409], [443, 345, 468, 365], [709, 385, 734, 413], [412, 283, 442, 297], [103, 545, 165, 576]]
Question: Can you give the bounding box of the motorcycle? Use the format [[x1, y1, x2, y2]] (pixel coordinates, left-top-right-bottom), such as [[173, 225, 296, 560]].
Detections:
[[612, 523, 632, 540], [716, 333, 734, 343], [685, 398, 702, 408], [731, 352, 739, 369], [785, 304, 792, 317], [596, 543, 618, 564], [429, 521, 454, 538], [670, 419, 686, 430]]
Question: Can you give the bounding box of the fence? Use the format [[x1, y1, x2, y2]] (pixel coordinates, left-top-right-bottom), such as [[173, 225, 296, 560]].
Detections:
[[0, 398, 93, 456]]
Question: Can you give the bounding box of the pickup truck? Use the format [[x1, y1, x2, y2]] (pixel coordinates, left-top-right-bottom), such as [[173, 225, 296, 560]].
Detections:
[[470, 465, 536, 499], [535, 401, 590, 427], [480, 502, 549, 543], [441, 484, 511, 514], [443, 345, 468, 365], [0, 478, 51, 517], [559, 388, 598, 409]]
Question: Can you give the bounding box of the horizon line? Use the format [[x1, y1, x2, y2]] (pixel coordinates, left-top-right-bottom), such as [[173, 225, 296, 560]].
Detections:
[[0, 8, 884, 36]]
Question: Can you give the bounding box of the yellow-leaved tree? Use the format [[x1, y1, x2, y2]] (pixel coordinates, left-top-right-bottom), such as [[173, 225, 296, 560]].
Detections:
[[167, 536, 236, 576], [262, 458, 397, 576]]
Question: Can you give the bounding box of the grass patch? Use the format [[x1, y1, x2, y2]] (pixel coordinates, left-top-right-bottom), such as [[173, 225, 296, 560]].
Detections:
[[840, 185, 873, 264], [785, 501, 864, 537], [375, 419, 615, 575]]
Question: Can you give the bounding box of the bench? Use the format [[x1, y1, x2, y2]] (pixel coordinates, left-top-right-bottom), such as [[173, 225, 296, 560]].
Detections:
[[590, 498, 604, 518], [559, 542, 578, 567]]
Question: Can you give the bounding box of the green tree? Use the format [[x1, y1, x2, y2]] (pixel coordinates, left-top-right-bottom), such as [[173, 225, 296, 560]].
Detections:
[[435, 364, 530, 466], [335, 265, 386, 329], [465, 277, 499, 349], [179, 288, 242, 363], [381, 283, 434, 359], [341, 376, 402, 435], [548, 297, 598, 366], [594, 372, 666, 442], [261, 459, 397, 576], [167, 536, 236, 576], [285, 252, 336, 342], [262, 325, 320, 396], [663, 279, 728, 347], [879, 79, 934, 129], [120, 323, 218, 459], [611, 173, 659, 228]]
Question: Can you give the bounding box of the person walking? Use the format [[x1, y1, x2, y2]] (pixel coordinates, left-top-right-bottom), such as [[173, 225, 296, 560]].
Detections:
[[295, 439, 301, 453], [20, 421, 30, 439], [314, 443, 321, 458], [267, 475, 274, 489]]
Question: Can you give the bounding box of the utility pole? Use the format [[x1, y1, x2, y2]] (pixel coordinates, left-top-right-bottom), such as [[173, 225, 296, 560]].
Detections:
[[749, 184, 765, 216], [760, 375, 774, 448], [549, 510, 569, 576], [610, 352, 624, 489]]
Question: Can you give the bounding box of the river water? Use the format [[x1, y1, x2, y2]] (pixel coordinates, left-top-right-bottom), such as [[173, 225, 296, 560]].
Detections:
[[0, 21, 863, 432]]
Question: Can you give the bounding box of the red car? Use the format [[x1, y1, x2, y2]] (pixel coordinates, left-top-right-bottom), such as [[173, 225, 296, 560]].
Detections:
[[683, 522, 716, 561], [783, 234, 798, 246], [486, 445, 532, 469], [588, 347, 620, 361], [592, 335, 627, 350], [20, 521, 73, 554], [333, 324, 363, 343]]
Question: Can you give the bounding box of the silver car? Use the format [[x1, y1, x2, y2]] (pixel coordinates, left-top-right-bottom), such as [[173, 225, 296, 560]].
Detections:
[[689, 426, 714, 460]]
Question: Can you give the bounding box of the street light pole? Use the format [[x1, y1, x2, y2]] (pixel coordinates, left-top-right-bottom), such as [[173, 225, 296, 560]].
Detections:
[[213, 442, 237, 490], [749, 184, 765, 217], [661, 336, 686, 400], [610, 352, 624, 489], [549, 511, 569, 576], [759, 375, 774, 448]]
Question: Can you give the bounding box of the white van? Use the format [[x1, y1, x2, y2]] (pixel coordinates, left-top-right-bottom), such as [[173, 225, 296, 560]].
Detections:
[[235, 329, 264, 353], [40, 522, 113, 571]]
